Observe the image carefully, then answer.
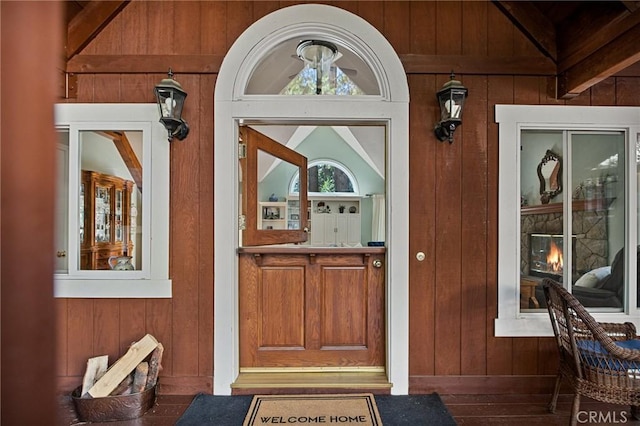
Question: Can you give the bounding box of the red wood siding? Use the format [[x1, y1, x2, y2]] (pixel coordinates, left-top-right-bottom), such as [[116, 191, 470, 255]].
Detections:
[[55, 0, 640, 394]]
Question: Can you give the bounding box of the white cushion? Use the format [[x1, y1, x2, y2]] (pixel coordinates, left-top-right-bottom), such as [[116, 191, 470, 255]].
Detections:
[[575, 266, 611, 288]]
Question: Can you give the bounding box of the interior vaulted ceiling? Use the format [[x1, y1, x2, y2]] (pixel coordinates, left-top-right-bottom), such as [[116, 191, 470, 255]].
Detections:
[[64, 1, 640, 99]]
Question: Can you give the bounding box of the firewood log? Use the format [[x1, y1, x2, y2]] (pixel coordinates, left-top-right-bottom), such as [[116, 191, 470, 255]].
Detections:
[[145, 343, 164, 389], [109, 374, 133, 396], [81, 355, 108, 397], [132, 362, 149, 393]]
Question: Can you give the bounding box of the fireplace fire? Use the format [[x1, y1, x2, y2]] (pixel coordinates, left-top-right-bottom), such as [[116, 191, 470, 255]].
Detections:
[[546, 240, 563, 273], [529, 233, 575, 280]]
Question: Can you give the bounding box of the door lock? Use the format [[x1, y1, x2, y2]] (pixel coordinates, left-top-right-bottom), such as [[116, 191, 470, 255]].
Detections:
[[372, 259, 382, 268]]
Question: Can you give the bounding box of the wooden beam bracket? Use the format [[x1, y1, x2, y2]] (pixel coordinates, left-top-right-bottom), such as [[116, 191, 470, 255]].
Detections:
[[556, 22, 640, 98], [58, 72, 77, 99]]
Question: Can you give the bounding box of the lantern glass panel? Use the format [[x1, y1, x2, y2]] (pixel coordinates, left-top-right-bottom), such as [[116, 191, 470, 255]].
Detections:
[[156, 89, 186, 120], [439, 90, 466, 122], [450, 90, 466, 119]]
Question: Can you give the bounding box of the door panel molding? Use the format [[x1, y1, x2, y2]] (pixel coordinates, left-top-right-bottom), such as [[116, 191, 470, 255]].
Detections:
[[239, 250, 385, 368]]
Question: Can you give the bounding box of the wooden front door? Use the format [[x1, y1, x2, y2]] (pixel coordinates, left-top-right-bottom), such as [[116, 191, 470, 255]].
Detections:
[[239, 247, 386, 368], [238, 126, 386, 369]]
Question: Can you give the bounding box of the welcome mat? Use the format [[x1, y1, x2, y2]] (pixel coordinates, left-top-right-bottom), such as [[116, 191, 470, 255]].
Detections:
[[243, 394, 382, 425], [176, 392, 457, 425]]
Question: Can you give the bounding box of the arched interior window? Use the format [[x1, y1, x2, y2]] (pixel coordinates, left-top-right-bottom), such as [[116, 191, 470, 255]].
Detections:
[[289, 159, 359, 196]]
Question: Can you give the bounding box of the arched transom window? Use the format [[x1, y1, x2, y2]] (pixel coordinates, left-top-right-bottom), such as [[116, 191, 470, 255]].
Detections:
[[245, 38, 380, 96]]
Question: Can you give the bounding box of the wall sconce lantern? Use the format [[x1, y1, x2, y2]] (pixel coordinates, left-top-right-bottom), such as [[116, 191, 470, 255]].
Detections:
[[434, 73, 468, 143], [154, 69, 189, 141]]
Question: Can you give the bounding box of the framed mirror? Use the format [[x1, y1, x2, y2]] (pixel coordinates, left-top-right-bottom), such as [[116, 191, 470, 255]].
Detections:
[[538, 149, 562, 204]]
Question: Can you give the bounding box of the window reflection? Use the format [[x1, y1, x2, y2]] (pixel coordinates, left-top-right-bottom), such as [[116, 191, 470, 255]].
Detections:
[[257, 148, 300, 231], [520, 130, 625, 312], [78, 131, 142, 270]]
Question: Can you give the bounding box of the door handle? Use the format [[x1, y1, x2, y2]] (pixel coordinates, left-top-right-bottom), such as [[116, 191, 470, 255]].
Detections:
[[56, 250, 67, 258], [372, 259, 382, 268]]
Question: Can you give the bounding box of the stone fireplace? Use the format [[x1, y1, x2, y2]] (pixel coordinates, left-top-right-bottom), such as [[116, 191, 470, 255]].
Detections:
[[521, 203, 609, 283]]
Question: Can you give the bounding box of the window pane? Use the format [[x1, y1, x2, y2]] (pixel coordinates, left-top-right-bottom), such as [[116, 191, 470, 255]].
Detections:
[[637, 132, 640, 309], [55, 130, 69, 273], [256, 148, 300, 231], [79, 131, 142, 271], [290, 160, 359, 195], [281, 66, 365, 96], [520, 130, 564, 311], [245, 38, 380, 96], [308, 164, 355, 193], [519, 130, 626, 312], [571, 132, 625, 310]]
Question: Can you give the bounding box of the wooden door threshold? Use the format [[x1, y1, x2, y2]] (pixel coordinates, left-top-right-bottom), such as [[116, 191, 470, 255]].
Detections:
[[231, 367, 392, 395]]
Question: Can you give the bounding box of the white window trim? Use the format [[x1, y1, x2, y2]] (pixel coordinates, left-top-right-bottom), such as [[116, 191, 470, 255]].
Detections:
[[214, 4, 409, 395], [54, 104, 171, 298], [495, 105, 640, 336]]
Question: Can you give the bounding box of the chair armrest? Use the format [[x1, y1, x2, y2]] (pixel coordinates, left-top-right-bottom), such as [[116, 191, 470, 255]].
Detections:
[[599, 322, 637, 340]]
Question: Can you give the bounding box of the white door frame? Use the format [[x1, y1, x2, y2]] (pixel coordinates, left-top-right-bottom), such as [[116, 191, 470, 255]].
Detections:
[[213, 4, 409, 395]]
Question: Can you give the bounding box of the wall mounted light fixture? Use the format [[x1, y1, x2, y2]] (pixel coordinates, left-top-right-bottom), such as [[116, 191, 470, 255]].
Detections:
[[154, 69, 189, 142], [434, 73, 468, 143]]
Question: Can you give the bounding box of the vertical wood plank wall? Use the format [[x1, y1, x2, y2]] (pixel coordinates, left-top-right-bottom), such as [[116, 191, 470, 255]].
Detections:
[[55, 1, 640, 394]]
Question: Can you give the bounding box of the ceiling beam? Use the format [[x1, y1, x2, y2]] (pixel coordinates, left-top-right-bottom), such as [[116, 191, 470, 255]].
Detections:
[[66, 54, 556, 76], [557, 22, 640, 98], [492, 1, 557, 61], [557, 4, 638, 72], [67, 54, 225, 74], [621, 1, 640, 12], [98, 131, 143, 192], [66, 1, 130, 60]]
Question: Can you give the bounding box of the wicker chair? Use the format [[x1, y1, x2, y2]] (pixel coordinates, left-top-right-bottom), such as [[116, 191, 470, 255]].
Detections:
[[542, 278, 640, 426]]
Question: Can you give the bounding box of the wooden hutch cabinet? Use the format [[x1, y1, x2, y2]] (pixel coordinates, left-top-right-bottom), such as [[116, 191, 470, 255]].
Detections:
[[80, 170, 134, 270]]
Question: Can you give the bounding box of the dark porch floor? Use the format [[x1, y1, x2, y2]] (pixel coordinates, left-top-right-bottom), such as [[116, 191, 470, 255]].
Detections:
[[57, 392, 640, 425]]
